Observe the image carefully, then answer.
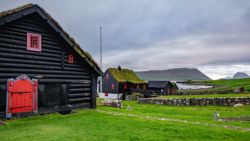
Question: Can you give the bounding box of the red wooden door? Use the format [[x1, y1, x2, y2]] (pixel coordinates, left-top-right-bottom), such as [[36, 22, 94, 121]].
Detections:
[[10, 80, 33, 113], [7, 75, 38, 115]]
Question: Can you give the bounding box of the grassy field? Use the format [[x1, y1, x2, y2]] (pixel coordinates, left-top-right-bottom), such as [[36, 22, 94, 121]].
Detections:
[[202, 78, 250, 90], [178, 78, 250, 94], [98, 100, 250, 128], [0, 100, 250, 141], [161, 93, 250, 98]]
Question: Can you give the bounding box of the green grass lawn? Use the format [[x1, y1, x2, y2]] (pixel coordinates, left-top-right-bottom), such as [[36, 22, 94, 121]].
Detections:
[[161, 93, 250, 98], [98, 100, 250, 128], [181, 78, 250, 94], [0, 100, 250, 141], [202, 78, 250, 90]]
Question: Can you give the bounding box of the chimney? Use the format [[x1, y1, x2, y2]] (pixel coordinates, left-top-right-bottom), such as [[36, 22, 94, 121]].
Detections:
[[117, 65, 121, 71]]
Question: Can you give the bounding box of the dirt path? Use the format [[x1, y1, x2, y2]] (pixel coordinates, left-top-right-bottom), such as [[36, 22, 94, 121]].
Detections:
[[96, 110, 250, 132]]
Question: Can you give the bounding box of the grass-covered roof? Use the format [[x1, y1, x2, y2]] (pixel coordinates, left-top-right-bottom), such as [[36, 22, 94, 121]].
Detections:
[[108, 68, 146, 84], [171, 82, 179, 89]]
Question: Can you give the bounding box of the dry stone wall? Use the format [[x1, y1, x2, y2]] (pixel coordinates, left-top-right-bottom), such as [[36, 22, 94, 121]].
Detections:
[[138, 97, 250, 106]]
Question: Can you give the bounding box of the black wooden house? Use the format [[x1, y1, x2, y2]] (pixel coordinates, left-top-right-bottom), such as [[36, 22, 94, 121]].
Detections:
[[102, 67, 147, 94], [0, 4, 102, 118], [148, 81, 178, 95]]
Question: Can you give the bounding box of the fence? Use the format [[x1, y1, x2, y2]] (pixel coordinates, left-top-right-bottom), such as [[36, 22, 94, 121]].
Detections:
[[138, 97, 250, 106]]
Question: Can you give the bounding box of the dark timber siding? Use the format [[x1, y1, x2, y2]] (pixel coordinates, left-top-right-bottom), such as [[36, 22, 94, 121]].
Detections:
[[0, 12, 96, 113], [102, 71, 119, 93]]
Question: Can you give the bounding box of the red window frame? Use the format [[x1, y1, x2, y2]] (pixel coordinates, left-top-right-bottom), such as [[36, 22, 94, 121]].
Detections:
[[68, 54, 74, 64], [27, 33, 42, 52], [123, 83, 127, 89], [105, 93, 109, 96], [111, 84, 115, 90], [106, 73, 109, 80]]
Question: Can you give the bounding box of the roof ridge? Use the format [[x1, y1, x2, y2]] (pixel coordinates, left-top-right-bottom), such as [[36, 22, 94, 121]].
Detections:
[[34, 4, 101, 72], [0, 3, 34, 17], [0, 4, 102, 75], [108, 68, 146, 83]]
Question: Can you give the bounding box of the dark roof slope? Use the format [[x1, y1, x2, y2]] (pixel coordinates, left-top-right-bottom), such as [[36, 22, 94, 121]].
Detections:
[[148, 81, 170, 88], [136, 68, 211, 81], [0, 4, 33, 18], [107, 68, 146, 84], [148, 81, 178, 89], [0, 3, 102, 75]]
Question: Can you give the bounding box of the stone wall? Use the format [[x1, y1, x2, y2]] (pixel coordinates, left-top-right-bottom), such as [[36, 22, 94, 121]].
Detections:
[[138, 97, 250, 106]]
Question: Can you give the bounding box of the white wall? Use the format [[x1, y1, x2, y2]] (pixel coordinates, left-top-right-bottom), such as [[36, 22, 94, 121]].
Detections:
[[98, 93, 123, 99]]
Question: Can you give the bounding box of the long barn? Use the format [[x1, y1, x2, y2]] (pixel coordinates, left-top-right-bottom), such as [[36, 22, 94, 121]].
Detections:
[[0, 4, 102, 118]]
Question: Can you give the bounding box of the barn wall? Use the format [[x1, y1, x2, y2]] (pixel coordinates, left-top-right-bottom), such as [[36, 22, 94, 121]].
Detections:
[[90, 71, 97, 108], [0, 12, 95, 113], [164, 84, 178, 95], [102, 71, 119, 94], [164, 85, 170, 95]]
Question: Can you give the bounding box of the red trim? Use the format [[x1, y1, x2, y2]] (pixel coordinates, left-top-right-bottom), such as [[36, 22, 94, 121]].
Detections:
[[6, 75, 38, 114], [123, 83, 127, 89], [27, 33, 42, 52], [106, 73, 109, 80], [68, 54, 74, 63]]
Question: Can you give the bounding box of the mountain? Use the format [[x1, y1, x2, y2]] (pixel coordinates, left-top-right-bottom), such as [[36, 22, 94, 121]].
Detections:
[[136, 68, 211, 81], [223, 76, 233, 80], [233, 72, 250, 79]]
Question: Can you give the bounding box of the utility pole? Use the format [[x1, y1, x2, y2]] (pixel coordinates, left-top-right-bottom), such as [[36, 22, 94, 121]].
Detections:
[[99, 26, 103, 94], [100, 26, 102, 69]]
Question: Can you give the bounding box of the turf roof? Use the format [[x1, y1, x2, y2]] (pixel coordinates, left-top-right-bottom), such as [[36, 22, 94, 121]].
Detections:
[[171, 82, 179, 89], [108, 68, 146, 84]]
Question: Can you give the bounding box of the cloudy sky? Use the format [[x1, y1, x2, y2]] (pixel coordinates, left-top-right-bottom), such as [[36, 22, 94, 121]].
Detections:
[[1, 0, 250, 79]]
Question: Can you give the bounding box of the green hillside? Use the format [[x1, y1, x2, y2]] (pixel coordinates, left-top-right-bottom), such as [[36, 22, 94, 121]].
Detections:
[[179, 78, 250, 94], [201, 78, 250, 91], [136, 68, 211, 81]]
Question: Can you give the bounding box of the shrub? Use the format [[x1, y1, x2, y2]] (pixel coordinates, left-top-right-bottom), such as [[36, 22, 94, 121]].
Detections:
[[126, 93, 144, 101]]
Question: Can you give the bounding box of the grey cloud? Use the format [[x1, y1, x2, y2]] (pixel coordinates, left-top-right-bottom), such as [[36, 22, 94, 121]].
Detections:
[[103, 36, 250, 70], [200, 65, 250, 79], [0, 0, 250, 79]]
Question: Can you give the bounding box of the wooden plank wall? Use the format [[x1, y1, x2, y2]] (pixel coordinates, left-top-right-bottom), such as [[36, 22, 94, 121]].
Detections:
[[0, 12, 95, 112]]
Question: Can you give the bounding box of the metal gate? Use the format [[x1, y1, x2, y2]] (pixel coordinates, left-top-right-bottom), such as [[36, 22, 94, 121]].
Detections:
[[6, 74, 38, 118]]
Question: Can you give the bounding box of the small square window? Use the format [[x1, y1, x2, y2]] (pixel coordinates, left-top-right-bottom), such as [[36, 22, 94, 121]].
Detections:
[[27, 33, 42, 52], [123, 84, 127, 89], [111, 84, 115, 90], [68, 54, 74, 64], [106, 73, 109, 80]]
